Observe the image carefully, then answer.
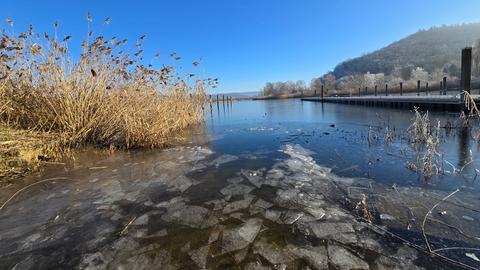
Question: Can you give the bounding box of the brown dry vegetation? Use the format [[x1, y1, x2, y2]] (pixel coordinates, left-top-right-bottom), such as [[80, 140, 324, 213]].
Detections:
[[0, 18, 211, 179], [0, 127, 59, 182], [0, 19, 209, 149]]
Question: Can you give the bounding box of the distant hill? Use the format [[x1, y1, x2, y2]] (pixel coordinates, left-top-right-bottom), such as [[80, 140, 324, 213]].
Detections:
[[332, 23, 480, 79]]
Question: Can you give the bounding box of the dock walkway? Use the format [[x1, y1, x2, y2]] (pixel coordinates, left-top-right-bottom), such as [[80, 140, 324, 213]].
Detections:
[[301, 95, 480, 111]]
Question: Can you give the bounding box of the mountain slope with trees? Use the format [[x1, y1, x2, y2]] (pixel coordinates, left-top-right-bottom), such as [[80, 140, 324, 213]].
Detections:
[[333, 23, 480, 79], [260, 23, 480, 97]]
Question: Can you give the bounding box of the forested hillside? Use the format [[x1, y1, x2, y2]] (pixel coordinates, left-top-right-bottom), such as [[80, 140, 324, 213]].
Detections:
[[260, 23, 480, 97], [333, 23, 480, 79]]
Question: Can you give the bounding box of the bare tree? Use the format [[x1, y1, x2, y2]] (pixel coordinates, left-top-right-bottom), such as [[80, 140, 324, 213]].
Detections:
[[429, 68, 447, 82], [322, 73, 336, 94], [374, 73, 385, 88], [310, 77, 323, 94]]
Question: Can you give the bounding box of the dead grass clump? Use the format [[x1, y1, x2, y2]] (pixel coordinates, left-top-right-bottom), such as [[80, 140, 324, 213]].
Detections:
[[0, 18, 208, 150], [407, 107, 430, 144], [0, 127, 60, 182], [406, 108, 443, 179]]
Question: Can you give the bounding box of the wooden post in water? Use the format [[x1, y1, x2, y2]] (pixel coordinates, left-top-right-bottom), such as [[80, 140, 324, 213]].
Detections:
[[417, 80, 420, 96], [443, 77, 447, 95], [222, 95, 225, 103], [217, 95, 220, 103], [400, 82, 403, 96], [374, 85, 377, 96], [461, 47, 472, 94], [385, 84, 388, 96], [321, 85, 324, 100], [358, 88, 361, 97], [209, 94, 212, 102], [440, 81, 443, 95], [426, 82, 429, 96]]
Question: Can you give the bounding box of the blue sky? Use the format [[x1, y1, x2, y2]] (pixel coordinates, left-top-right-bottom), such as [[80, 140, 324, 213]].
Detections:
[[1, 0, 480, 93]]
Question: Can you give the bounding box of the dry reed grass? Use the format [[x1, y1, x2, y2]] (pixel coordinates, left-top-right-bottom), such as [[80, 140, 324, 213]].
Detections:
[[0, 18, 209, 151], [407, 108, 442, 178], [0, 127, 59, 182]]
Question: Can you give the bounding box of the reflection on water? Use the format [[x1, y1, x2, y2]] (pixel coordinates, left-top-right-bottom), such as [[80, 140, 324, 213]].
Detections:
[[207, 99, 480, 192], [458, 127, 470, 168], [0, 99, 479, 270]]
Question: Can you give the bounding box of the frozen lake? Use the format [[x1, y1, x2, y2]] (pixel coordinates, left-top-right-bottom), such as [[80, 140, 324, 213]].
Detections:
[[1, 99, 479, 269]]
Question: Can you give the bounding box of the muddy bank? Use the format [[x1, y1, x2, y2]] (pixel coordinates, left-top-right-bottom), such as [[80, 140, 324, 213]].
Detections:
[[2, 142, 476, 269]]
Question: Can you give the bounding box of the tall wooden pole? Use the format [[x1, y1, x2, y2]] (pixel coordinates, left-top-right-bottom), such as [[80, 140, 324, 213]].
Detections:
[[461, 47, 472, 94], [443, 77, 447, 95]]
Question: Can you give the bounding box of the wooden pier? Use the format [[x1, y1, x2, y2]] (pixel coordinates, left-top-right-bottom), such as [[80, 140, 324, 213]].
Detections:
[[300, 95, 480, 111], [301, 47, 478, 112]]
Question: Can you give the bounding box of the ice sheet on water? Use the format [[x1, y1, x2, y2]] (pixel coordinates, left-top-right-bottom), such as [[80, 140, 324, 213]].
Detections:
[[188, 245, 210, 269], [244, 262, 271, 270], [167, 175, 193, 192], [226, 176, 244, 184], [287, 244, 328, 270], [119, 249, 178, 270], [327, 244, 369, 270], [223, 196, 254, 214], [220, 183, 255, 197], [162, 204, 218, 229], [279, 144, 331, 177], [309, 222, 357, 244], [221, 218, 263, 254], [210, 154, 239, 166], [253, 238, 296, 265], [245, 127, 274, 132], [252, 199, 273, 210], [241, 169, 266, 188], [132, 214, 149, 226]]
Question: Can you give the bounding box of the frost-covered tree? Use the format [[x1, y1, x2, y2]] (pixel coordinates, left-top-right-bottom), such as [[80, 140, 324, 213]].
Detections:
[[411, 67, 429, 82], [322, 73, 336, 93], [310, 77, 323, 94]]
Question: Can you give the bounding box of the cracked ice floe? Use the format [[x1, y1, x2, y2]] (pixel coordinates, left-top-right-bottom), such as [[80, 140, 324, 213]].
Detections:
[[166, 175, 193, 192], [287, 244, 328, 270], [279, 144, 331, 177], [241, 168, 267, 188], [253, 238, 296, 265], [161, 204, 218, 229], [220, 218, 263, 254], [170, 146, 213, 164], [253, 198, 273, 209], [226, 176, 244, 184], [327, 244, 369, 270], [188, 245, 210, 269], [222, 196, 254, 214], [220, 183, 255, 197], [210, 154, 239, 167], [309, 222, 357, 244]]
